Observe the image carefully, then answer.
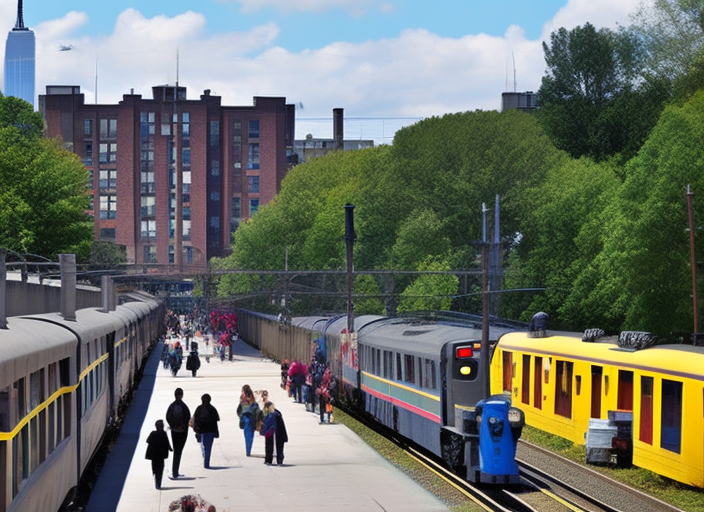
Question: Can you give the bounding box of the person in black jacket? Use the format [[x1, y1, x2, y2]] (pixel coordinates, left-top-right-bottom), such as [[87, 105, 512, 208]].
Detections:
[[145, 420, 172, 489], [165, 387, 191, 479], [192, 393, 220, 468]]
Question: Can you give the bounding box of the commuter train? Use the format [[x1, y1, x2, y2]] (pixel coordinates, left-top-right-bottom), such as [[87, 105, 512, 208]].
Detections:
[[237, 310, 523, 481], [0, 291, 164, 512], [490, 330, 704, 488]]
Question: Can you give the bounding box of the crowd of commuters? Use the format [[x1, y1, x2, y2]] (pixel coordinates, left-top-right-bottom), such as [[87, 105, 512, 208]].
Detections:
[[282, 345, 337, 424]]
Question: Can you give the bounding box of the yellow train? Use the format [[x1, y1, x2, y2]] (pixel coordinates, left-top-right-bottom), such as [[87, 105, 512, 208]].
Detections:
[[490, 330, 704, 487]]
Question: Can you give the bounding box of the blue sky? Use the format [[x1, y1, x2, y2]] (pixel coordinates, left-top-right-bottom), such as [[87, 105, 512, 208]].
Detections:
[[3, 0, 646, 143]]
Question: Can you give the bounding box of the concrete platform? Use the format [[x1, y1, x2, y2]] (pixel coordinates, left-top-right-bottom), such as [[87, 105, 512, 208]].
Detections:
[[86, 337, 449, 512]]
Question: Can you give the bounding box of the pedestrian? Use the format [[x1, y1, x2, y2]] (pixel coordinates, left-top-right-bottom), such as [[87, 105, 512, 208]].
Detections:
[[145, 420, 172, 489], [192, 393, 220, 469], [236, 384, 262, 456], [186, 347, 200, 377], [280, 359, 290, 390], [165, 387, 191, 479], [260, 401, 288, 466]]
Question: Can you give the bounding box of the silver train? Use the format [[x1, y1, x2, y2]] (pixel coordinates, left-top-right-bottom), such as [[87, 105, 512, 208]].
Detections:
[[0, 291, 164, 512]]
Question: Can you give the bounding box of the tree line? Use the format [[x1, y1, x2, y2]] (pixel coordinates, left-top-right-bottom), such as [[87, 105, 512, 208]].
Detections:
[[215, 1, 704, 337]]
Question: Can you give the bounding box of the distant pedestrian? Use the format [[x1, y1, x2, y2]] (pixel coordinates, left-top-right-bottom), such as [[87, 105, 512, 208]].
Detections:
[[145, 420, 172, 489], [186, 348, 200, 377], [260, 402, 288, 466], [192, 393, 220, 468], [165, 387, 191, 479], [236, 384, 262, 456], [280, 359, 290, 390]]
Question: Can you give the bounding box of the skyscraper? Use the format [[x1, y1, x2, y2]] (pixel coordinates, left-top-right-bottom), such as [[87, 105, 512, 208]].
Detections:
[[4, 0, 36, 107]]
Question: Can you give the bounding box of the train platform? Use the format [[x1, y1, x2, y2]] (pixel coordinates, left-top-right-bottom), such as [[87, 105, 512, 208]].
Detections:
[[86, 337, 449, 512]]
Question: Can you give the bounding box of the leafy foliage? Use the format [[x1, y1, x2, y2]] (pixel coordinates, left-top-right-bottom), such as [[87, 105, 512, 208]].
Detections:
[[0, 95, 92, 260]]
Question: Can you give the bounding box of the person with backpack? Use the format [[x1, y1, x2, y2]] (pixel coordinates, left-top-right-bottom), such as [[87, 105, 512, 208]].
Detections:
[[236, 384, 262, 457], [165, 387, 191, 479], [192, 393, 221, 469], [145, 420, 172, 489], [260, 401, 288, 466]]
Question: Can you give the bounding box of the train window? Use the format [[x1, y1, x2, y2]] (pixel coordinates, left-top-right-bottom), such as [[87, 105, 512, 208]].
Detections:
[[617, 370, 634, 411], [661, 379, 682, 454], [425, 359, 436, 388], [376, 349, 381, 376], [575, 375, 581, 396], [521, 355, 530, 405], [396, 353, 402, 381], [0, 387, 7, 507], [60, 358, 71, 442], [639, 376, 653, 445], [418, 358, 423, 388], [590, 366, 603, 419], [554, 361, 573, 419], [502, 351, 513, 392], [384, 351, 392, 379], [534, 357, 543, 409], [404, 355, 415, 384]]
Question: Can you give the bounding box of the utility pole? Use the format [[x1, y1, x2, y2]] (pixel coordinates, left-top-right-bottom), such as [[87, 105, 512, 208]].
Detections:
[[687, 185, 698, 334]]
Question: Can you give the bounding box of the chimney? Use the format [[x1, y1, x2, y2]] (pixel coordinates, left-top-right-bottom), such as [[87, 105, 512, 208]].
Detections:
[[101, 275, 116, 312], [333, 108, 344, 151]]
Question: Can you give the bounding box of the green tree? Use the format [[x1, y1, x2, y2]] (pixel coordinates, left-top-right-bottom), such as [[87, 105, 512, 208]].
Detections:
[[570, 90, 704, 335], [538, 23, 667, 162], [354, 274, 384, 315], [397, 258, 459, 313], [0, 96, 92, 259]]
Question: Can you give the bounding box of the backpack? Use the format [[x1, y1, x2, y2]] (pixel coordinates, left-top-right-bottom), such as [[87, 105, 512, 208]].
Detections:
[[171, 402, 186, 428]]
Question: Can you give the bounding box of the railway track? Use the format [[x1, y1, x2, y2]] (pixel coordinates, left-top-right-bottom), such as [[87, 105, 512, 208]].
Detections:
[[351, 408, 683, 512]]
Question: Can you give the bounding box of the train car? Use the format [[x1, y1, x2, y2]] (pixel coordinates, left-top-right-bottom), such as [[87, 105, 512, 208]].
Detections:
[[352, 315, 517, 474], [0, 294, 164, 512], [490, 330, 704, 487]]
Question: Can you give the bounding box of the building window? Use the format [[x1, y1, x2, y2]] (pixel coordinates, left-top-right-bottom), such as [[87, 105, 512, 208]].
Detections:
[[211, 160, 220, 176], [209, 216, 220, 229], [231, 197, 241, 235], [249, 199, 259, 215], [99, 143, 117, 164], [99, 169, 117, 190], [83, 118, 93, 137], [99, 228, 115, 239], [248, 143, 260, 169], [248, 119, 260, 139], [140, 196, 156, 217], [141, 219, 156, 239], [210, 192, 220, 202], [84, 142, 93, 167], [210, 121, 220, 146], [99, 195, 117, 219], [100, 118, 117, 139], [143, 245, 157, 263], [248, 176, 260, 193]]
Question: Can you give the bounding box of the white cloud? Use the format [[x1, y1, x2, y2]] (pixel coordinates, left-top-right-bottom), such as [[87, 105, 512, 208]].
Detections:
[[25, 0, 649, 142]]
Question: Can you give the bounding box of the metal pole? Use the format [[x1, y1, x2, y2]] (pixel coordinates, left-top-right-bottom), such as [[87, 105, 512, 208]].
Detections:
[[344, 204, 356, 336], [687, 185, 698, 333], [480, 243, 490, 399]]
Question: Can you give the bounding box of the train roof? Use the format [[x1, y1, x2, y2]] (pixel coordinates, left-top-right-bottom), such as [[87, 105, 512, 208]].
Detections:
[[498, 331, 704, 382], [0, 317, 77, 386], [358, 316, 518, 354], [291, 316, 329, 331]]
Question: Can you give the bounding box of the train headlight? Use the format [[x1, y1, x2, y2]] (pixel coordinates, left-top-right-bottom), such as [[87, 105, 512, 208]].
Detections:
[[459, 365, 472, 376], [508, 407, 525, 427]]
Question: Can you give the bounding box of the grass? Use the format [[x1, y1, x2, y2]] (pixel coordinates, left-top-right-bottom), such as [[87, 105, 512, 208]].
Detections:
[[521, 425, 704, 512]]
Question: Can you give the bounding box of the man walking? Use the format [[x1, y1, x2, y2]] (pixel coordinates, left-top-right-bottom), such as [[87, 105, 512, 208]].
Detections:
[[165, 387, 191, 478]]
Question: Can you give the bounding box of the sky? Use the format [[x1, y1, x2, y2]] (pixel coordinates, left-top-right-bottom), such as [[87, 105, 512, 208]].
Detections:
[[1, 0, 649, 144]]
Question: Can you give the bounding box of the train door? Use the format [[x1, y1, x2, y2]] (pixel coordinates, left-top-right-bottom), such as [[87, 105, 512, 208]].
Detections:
[[502, 351, 513, 393], [533, 357, 542, 410], [639, 376, 653, 445], [106, 332, 115, 415], [617, 370, 634, 411], [591, 366, 603, 418], [554, 360, 573, 419], [0, 387, 8, 509], [521, 355, 530, 405]]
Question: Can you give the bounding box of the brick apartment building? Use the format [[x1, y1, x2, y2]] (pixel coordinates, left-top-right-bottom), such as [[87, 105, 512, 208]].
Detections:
[[40, 84, 295, 267]]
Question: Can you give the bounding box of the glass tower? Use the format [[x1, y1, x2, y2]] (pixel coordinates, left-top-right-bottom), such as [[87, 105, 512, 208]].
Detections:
[[4, 0, 36, 108]]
